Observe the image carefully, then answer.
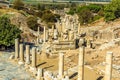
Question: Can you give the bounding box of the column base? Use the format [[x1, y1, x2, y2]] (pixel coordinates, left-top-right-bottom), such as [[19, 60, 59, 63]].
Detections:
[[18, 61, 24, 65], [25, 60, 30, 65], [30, 67, 37, 75]]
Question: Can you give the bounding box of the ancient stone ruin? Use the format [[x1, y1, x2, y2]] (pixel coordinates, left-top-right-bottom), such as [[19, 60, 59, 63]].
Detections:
[[10, 15, 116, 80]]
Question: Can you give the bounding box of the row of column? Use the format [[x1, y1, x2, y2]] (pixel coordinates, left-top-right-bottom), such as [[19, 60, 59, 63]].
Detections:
[[58, 39, 113, 80], [15, 38, 113, 80], [15, 38, 36, 68]]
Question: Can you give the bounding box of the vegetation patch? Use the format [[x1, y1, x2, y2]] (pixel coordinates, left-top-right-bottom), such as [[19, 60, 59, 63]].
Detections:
[[0, 15, 21, 49]]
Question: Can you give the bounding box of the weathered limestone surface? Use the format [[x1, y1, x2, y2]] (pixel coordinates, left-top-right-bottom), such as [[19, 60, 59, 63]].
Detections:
[[59, 53, 64, 78], [26, 45, 30, 64], [15, 38, 19, 59], [104, 52, 113, 80], [37, 68, 43, 80], [19, 44, 24, 64], [78, 46, 85, 80], [44, 26, 46, 43], [32, 47, 36, 68]]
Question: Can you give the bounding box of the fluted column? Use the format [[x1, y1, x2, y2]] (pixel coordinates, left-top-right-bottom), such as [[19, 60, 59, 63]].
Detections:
[[104, 52, 113, 80]]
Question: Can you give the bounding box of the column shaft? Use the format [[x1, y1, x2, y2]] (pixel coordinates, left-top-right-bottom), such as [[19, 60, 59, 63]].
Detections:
[[37, 68, 43, 80], [78, 47, 85, 80], [26, 45, 30, 64], [59, 53, 64, 78], [32, 47, 36, 68], [44, 26, 46, 43], [104, 52, 113, 80], [15, 38, 19, 59], [19, 44, 24, 62]]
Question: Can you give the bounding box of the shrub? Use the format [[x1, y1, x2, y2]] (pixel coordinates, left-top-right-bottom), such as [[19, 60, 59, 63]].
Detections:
[[87, 4, 102, 13], [93, 15, 102, 21], [13, 0, 24, 10], [104, 0, 120, 21], [0, 15, 21, 48], [41, 10, 60, 23], [78, 9, 94, 24], [34, 10, 43, 18], [67, 8, 76, 15], [27, 16, 39, 31]]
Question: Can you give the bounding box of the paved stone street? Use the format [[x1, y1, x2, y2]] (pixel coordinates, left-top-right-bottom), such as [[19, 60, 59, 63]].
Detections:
[[0, 52, 35, 80]]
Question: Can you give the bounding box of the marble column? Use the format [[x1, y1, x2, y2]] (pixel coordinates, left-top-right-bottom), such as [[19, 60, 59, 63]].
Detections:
[[38, 27, 40, 35], [32, 47, 36, 68], [44, 26, 46, 43], [59, 53, 64, 78], [15, 38, 19, 59], [59, 23, 62, 34], [19, 44, 24, 64], [68, 31, 73, 41], [74, 32, 77, 40], [36, 38, 39, 45], [78, 23, 80, 35], [54, 29, 58, 40], [104, 52, 113, 80], [46, 30, 49, 41], [52, 25, 54, 33], [78, 46, 85, 80], [26, 45, 30, 64], [37, 68, 43, 80]]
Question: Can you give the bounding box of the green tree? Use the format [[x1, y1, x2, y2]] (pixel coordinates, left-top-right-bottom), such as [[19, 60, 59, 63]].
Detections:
[[13, 0, 24, 10], [88, 4, 102, 13], [78, 9, 93, 25], [104, 0, 120, 21], [0, 15, 21, 48]]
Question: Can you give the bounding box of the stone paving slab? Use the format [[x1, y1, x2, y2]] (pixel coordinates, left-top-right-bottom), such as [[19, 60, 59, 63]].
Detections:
[[0, 52, 35, 80]]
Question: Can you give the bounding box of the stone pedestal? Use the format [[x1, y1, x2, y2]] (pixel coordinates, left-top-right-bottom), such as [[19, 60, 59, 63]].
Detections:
[[19, 44, 24, 64], [26, 45, 30, 64], [78, 47, 85, 80], [15, 38, 19, 59], [32, 47, 36, 68], [59, 53, 64, 78], [104, 52, 113, 80]]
